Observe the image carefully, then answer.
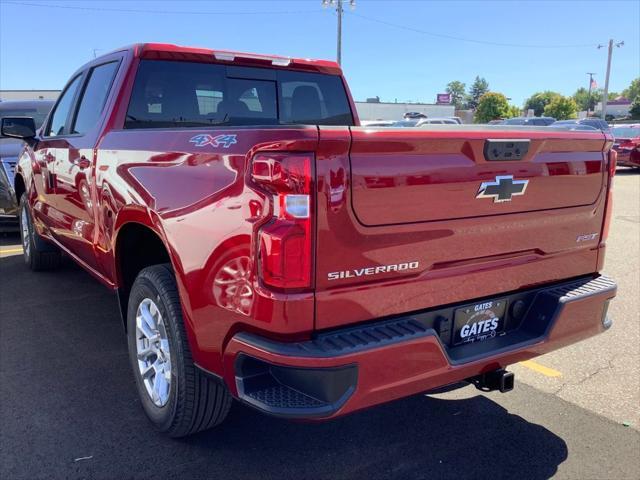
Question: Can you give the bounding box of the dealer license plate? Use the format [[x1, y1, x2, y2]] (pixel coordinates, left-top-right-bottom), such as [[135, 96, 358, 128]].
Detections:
[[453, 299, 507, 346]]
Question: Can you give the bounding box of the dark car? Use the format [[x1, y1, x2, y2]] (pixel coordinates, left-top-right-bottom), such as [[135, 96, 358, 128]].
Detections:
[[611, 124, 640, 168], [502, 116, 556, 126], [0, 100, 54, 230], [551, 118, 611, 132]]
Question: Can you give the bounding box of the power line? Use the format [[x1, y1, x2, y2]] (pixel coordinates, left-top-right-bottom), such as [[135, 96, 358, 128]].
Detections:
[[0, 1, 322, 15], [346, 10, 600, 49]]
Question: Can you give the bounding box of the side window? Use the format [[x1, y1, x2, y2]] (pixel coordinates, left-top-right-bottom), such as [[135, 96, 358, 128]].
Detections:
[[46, 75, 82, 137], [72, 62, 119, 135]]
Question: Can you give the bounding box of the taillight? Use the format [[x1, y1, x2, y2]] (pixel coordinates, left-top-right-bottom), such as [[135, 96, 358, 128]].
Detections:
[[608, 148, 617, 179], [601, 149, 617, 242], [250, 153, 313, 290]]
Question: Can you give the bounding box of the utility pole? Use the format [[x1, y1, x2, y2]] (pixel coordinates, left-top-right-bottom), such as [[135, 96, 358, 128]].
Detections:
[[586, 72, 596, 116], [597, 39, 624, 120], [322, 0, 356, 65]]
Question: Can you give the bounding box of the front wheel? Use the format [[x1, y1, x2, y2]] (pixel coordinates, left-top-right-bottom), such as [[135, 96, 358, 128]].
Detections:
[[127, 264, 232, 437], [19, 193, 62, 271]]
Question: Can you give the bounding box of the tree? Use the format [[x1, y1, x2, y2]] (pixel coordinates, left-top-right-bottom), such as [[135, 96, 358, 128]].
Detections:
[[467, 76, 489, 110], [607, 92, 619, 100], [504, 105, 521, 118], [543, 96, 578, 120], [630, 96, 640, 119], [573, 87, 600, 112], [474, 92, 510, 123], [446, 81, 466, 109], [622, 78, 640, 101], [524, 91, 561, 117]]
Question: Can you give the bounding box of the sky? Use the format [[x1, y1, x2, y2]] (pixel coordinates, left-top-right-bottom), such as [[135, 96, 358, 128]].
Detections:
[[0, 0, 638, 106]]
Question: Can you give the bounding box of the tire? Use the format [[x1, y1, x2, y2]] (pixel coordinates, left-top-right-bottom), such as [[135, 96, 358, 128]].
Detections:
[[19, 193, 62, 271], [127, 264, 232, 437]]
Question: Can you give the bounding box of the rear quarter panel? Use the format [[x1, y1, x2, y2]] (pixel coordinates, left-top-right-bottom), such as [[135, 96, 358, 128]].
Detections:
[[97, 127, 319, 373]]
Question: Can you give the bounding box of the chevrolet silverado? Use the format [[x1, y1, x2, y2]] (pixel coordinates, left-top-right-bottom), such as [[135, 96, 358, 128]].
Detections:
[[2, 43, 617, 437]]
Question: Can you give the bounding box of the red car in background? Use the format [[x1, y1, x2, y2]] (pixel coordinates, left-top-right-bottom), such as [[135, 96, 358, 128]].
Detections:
[[612, 125, 640, 169]]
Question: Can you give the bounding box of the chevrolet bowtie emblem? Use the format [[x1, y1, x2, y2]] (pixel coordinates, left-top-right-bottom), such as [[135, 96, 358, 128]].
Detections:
[[476, 175, 529, 203]]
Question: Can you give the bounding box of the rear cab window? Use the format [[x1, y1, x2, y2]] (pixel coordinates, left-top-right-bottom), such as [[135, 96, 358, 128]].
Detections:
[[124, 60, 354, 129]]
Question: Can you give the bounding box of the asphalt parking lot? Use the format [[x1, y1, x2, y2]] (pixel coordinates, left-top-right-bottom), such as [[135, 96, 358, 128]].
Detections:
[[1, 170, 639, 480]]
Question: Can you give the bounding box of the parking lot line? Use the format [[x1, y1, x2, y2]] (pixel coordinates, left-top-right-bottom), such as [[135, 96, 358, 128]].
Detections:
[[0, 247, 23, 255], [519, 360, 562, 378]]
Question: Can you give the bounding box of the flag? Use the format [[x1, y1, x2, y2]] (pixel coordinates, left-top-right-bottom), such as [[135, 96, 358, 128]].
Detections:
[[590, 78, 598, 89]]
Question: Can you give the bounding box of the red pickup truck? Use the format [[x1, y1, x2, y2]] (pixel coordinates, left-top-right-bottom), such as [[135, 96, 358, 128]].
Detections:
[[2, 43, 617, 437]]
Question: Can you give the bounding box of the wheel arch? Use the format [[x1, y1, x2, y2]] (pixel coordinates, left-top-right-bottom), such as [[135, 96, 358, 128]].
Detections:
[[113, 211, 178, 332], [13, 172, 26, 205]]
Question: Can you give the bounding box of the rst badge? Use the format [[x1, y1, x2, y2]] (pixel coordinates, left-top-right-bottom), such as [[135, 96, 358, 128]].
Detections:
[[476, 175, 528, 203], [190, 134, 238, 148]]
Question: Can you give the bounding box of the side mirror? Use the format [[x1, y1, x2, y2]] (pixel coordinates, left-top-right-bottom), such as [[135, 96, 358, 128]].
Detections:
[[1, 117, 37, 140]]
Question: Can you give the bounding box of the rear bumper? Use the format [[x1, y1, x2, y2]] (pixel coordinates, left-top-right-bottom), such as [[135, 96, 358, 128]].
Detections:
[[221, 275, 616, 419]]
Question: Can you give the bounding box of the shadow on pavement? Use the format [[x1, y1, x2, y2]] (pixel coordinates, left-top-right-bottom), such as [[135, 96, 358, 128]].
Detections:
[[616, 166, 640, 175], [0, 253, 567, 480]]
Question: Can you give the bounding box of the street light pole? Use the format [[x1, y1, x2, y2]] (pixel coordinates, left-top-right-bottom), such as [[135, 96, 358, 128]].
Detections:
[[337, 0, 342, 65], [322, 0, 355, 65], [598, 39, 624, 120], [586, 72, 596, 116]]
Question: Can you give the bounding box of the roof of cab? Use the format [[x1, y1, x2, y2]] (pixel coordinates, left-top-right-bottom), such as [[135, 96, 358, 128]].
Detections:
[[128, 43, 343, 75]]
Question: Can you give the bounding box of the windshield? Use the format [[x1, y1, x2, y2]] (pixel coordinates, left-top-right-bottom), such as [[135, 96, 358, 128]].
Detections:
[[612, 127, 640, 138], [125, 60, 354, 128], [0, 108, 49, 129]]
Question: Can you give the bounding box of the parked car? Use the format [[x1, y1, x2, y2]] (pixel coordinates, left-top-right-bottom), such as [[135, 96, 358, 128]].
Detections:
[[4, 43, 617, 438], [361, 120, 396, 127], [0, 100, 54, 230], [416, 118, 460, 126], [391, 119, 419, 127], [502, 116, 556, 126], [549, 124, 598, 131], [611, 124, 640, 168], [551, 118, 611, 132], [403, 111, 427, 119]]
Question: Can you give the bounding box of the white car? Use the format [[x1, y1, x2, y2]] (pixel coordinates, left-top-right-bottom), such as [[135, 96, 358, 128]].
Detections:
[[416, 118, 460, 126]]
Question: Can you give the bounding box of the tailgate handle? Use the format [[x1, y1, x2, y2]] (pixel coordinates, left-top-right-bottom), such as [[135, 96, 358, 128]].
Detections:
[[483, 139, 530, 161]]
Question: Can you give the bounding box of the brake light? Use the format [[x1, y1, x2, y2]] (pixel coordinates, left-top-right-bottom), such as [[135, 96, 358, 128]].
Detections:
[[251, 153, 313, 290], [601, 148, 617, 242]]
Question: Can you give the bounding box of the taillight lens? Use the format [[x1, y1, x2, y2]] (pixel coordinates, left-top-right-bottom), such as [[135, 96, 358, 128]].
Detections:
[[608, 148, 617, 179], [251, 153, 313, 290]]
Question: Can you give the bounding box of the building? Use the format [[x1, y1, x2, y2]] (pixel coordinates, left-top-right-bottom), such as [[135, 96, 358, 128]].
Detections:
[[0, 90, 61, 101], [595, 97, 632, 118], [0, 90, 458, 122], [355, 101, 455, 121]]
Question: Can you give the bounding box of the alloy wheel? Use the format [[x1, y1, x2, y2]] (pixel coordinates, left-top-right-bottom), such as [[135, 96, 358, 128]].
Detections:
[[135, 298, 172, 407]]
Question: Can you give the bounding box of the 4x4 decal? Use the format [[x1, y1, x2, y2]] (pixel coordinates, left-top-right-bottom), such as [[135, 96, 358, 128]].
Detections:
[[190, 134, 238, 148]]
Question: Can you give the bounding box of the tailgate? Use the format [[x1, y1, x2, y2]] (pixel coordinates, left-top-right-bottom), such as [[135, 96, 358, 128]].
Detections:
[[349, 127, 606, 225], [313, 126, 610, 331]]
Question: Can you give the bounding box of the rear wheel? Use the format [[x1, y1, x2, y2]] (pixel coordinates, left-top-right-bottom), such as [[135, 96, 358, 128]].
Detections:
[[19, 193, 62, 271], [127, 264, 232, 437]]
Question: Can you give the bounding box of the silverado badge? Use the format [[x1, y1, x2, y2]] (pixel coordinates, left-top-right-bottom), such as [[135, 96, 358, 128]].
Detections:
[[476, 175, 529, 203]]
